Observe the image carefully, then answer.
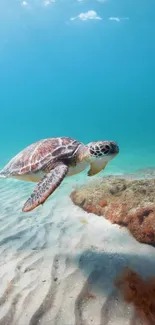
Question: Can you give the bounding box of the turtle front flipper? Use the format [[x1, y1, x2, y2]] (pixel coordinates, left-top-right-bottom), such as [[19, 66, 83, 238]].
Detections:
[[88, 161, 108, 176], [22, 163, 68, 212]]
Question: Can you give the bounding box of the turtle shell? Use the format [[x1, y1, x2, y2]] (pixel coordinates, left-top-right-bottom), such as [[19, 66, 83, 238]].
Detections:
[[1, 137, 82, 176]]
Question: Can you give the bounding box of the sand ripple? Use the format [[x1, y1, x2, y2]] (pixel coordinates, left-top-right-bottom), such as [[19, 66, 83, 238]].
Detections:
[[0, 177, 155, 325]]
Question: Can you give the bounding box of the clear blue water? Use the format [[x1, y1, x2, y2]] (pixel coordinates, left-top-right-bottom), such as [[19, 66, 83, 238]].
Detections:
[[0, 3, 155, 323], [0, 0, 155, 172]]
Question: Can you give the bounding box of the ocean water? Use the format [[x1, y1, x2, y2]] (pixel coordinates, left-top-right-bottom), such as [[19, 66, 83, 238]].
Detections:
[[0, 1, 155, 324], [0, 0, 155, 172]]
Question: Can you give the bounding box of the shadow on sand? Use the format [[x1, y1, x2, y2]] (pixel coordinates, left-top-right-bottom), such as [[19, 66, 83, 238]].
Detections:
[[73, 248, 155, 325]]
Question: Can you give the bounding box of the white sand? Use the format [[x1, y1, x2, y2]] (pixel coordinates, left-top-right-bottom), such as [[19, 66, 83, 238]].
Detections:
[[0, 171, 155, 325]]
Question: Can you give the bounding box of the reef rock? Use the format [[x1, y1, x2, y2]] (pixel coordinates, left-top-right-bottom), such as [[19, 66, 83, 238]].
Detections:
[[115, 267, 155, 324], [70, 176, 155, 246]]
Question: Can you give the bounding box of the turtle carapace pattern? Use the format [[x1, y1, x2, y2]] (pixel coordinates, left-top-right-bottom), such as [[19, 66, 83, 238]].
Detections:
[[0, 137, 119, 212]]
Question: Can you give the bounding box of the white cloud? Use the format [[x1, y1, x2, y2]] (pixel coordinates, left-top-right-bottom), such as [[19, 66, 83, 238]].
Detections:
[[71, 10, 102, 21], [21, 1, 28, 6], [109, 17, 120, 22], [43, 0, 55, 6], [109, 16, 129, 22]]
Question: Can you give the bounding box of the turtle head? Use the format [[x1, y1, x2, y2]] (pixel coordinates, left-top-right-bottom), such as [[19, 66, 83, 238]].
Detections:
[[87, 140, 119, 161], [86, 140, 119, 176]]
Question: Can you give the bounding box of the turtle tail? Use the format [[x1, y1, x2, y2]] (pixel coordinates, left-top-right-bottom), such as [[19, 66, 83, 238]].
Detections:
[[0, 170, 8, 178]]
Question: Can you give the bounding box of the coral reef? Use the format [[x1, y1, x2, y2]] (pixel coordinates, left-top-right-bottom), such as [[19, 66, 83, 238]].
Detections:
[[115, 267, 155, 325], [70, 176, 155, 245]]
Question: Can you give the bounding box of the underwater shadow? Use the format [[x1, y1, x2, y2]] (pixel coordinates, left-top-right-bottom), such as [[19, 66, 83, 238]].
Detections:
[[73, 248, 155, 325]]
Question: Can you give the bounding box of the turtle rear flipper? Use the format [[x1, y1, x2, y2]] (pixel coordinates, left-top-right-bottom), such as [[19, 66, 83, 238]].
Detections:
[[0, 170, 8, 178], [22, 163, 68, 212]]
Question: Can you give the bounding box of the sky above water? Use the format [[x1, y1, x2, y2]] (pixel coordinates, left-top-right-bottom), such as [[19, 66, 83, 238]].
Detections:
[[0, 0, 155, 169]]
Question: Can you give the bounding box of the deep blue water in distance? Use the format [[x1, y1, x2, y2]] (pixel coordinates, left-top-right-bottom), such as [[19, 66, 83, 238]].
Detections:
[[0, 0, 155, 173]]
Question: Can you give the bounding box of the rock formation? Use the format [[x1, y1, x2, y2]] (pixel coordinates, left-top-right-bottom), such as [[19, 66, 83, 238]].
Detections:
[[70, 175, 155, 246]]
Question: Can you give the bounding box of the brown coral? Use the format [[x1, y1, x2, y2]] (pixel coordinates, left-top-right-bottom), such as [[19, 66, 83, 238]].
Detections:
[[70, 176, 155, 245], [115, 267, 155, 325]]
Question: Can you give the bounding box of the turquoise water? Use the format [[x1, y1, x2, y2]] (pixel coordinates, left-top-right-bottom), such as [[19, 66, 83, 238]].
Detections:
[[0, 2, 155, 324], [0, 0, 155, 171]]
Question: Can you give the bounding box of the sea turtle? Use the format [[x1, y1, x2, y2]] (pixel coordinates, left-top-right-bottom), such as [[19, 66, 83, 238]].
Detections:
[[0, 137, 119, 212]]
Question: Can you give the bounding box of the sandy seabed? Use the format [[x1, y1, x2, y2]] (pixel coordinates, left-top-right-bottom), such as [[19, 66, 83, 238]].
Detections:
[[0, 171, 155, 325]]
